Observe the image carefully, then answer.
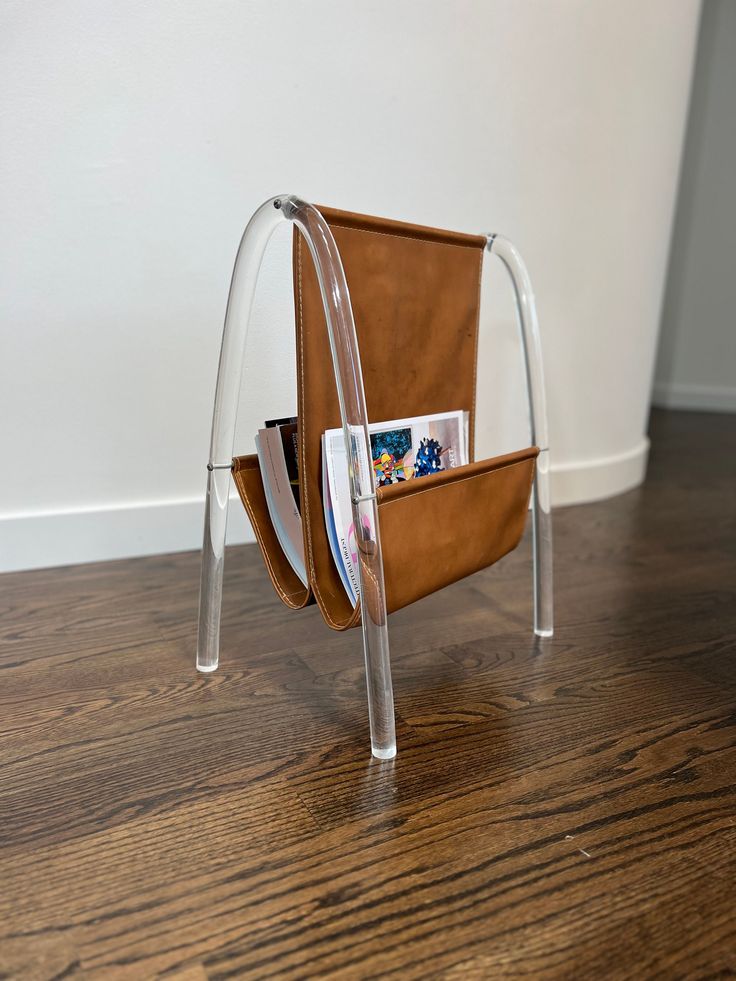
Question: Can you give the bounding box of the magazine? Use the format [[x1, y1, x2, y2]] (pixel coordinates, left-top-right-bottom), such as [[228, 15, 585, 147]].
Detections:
[[266, 417, 300, 509], [321, 434, 357, 601], [255, 409, 467, 602], [323, 410, 467, 604], [255, 424, 307, 586]]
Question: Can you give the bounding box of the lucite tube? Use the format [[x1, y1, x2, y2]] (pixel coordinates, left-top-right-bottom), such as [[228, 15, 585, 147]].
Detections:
[[196, 196, 289, 672], [196, 194, 397, 760], [487, 235, 554, 637]]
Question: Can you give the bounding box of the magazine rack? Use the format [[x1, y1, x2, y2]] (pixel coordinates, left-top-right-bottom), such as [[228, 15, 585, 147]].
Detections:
[[196, 195, 552, 760]]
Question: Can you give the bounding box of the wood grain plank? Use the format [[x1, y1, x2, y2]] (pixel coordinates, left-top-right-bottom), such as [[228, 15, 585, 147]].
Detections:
[[0, 408, 734, 980]]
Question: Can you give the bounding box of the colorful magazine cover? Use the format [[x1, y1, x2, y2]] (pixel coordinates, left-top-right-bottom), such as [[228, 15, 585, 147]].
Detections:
[[323, 410, 467, 602]]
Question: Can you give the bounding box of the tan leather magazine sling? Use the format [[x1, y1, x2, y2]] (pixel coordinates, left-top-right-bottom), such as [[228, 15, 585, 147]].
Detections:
[[231, 206, 538, 631]]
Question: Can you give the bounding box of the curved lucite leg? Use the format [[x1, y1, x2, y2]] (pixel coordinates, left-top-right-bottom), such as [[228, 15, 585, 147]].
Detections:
[[487, 235, 554, 637], [283, 197, 396, 759], [195, 193, 396, 759], [196, 196, 289, 672]]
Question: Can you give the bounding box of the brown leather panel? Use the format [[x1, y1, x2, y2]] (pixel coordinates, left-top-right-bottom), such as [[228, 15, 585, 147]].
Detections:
[[295, 207, 486, 630], [231, 455, 311, 611], [378, 448, 537, 614], [315, 205, 488, 250]]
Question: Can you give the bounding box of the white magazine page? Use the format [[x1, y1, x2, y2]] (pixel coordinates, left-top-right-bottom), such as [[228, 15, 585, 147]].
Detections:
[[256, 429, 307, 586]]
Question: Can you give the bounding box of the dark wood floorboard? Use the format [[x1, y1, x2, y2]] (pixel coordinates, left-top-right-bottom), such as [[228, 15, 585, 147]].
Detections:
[[1, 408, 735, 979]]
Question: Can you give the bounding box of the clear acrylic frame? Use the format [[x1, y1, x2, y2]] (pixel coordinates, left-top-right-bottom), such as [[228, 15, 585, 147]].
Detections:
[[196, 194, 553, 760]]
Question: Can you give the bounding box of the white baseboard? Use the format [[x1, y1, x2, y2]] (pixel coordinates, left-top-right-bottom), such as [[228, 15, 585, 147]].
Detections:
[[1, 441, 651, 573], [652, 380, 736, 412], [550, 437, 650, 508], [0, 494, 256, 573]]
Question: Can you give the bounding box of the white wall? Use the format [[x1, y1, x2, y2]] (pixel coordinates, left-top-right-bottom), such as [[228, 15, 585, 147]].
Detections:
[[0, 0, 700, 572], [653, 0, 736, 413]]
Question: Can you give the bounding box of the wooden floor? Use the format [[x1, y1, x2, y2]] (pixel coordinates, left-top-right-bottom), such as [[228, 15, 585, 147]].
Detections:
[[1, 409, 735, 980]]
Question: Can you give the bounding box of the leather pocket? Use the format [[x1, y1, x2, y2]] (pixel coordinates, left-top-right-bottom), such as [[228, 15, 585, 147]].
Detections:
[[233, 445, 537, 628], [376, 446, 538, 615]]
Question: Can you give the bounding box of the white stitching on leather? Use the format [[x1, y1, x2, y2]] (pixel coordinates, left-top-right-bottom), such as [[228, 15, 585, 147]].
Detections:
[[326, 220, 483, 251]]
